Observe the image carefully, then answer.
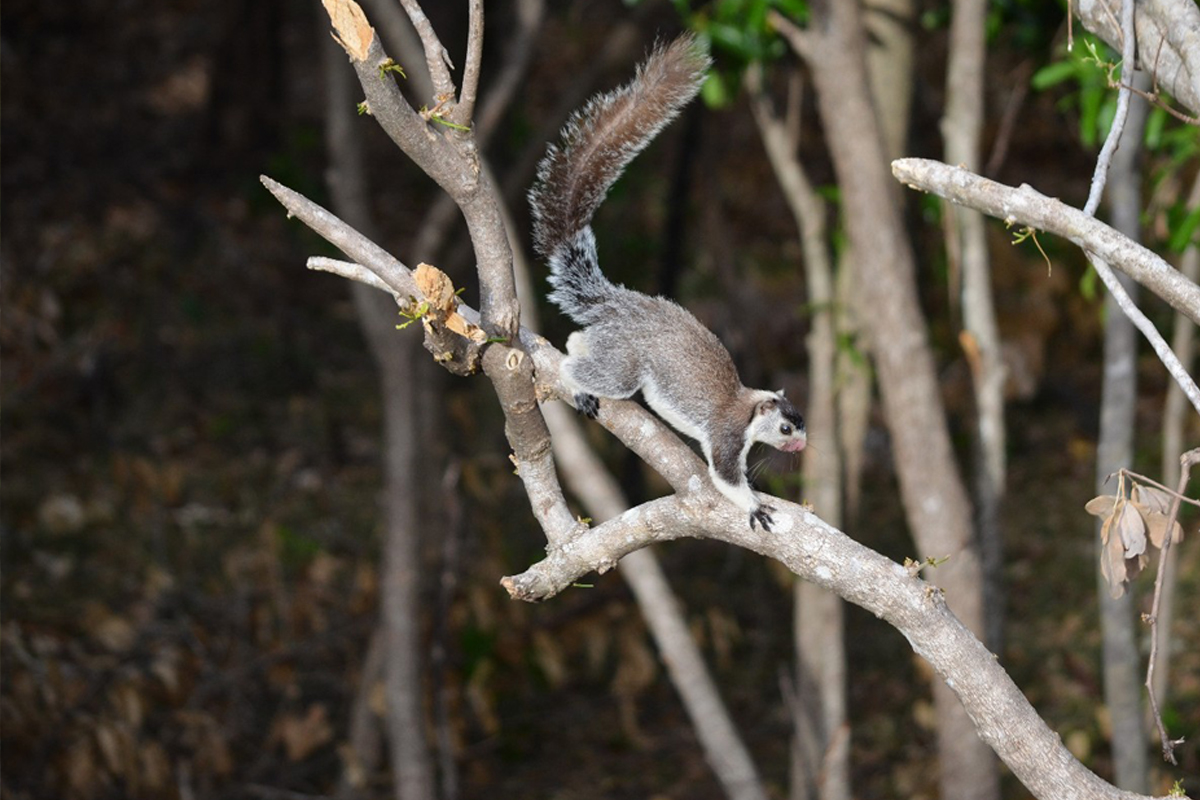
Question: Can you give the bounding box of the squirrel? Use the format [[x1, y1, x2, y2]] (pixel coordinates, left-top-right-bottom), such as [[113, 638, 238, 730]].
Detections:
[[528, 35, 806, 532]]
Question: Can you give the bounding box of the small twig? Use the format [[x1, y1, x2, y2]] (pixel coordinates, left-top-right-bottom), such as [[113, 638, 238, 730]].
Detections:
[[308, 256, 403, 301], [1118, 467, 1200, 509], [452, 0, 484, 128], [1081, 0, 1135, 217], [397, 0, 456, 105], [470, 0, 545, 145], [262, 176, 419, 298], [1089, 252, 1200, 416], [1127, 36, 1200, 125], [1144, 447, 1199, 764]]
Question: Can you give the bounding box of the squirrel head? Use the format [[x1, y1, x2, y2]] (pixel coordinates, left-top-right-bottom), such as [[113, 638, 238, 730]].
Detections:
[[748, 392, 807, 453]]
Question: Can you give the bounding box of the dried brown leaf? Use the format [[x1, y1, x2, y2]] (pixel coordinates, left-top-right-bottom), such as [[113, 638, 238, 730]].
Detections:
[[1132, 484, 1173, 514], [65, 736, 99, 795], [1085, 494, 1118, 517], [273, 704, 333, 762], [1114, 500, 1147, 558], [1143, 510, 1185, 548], [1100, 512, 1127, 598], [139, 741, 171, 791]]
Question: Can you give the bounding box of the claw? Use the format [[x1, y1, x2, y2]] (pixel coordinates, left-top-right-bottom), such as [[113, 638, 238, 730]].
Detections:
[[749, 505, 775, 532], [575, 392, 600, 419]]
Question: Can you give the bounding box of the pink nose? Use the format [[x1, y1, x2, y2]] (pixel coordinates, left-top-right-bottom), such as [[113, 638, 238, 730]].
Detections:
[[781, 437, 807, 453]]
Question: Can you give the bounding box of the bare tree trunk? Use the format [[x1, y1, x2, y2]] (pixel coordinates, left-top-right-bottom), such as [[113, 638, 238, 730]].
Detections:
[[836, 0, 914, 526], [745, 68, 848, 800], [322, 30, 436, 800], [777, 4, 998, 798], [942, 0, 1007, 654], [375, 319, 436, 800], [864, 0, 914, 161], [1155, 173, 1200, 711], [1094, 75, 1150, 794]]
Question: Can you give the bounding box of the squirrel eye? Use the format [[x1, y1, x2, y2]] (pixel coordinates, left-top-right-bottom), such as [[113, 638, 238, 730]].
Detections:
[[780, 423, 793, 435]]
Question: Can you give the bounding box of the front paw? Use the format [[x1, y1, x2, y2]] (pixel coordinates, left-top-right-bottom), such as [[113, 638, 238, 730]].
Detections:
[[749, 505, 775, 532], [575, 392, 600, 419]]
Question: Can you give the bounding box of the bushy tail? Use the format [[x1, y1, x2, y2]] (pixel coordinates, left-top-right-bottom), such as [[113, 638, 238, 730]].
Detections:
[[528, 35, 710, 324]]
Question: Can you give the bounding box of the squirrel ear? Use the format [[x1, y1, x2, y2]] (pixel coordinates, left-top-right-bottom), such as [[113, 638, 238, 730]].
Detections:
[[757, 398, 778, 415], [776, 388, 787, 397]]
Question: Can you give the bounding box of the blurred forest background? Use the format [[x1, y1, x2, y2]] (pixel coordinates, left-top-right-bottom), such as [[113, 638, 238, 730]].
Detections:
[[2, 1, 1198, 799]]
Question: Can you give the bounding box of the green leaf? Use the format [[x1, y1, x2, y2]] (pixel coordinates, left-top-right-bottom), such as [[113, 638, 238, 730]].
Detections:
[[1143, 105, 1167, 149], [700, 72, 732, 108], [1031, 60, 1079, 90], [1080, 265, 1099, 301], [771, 0, 808, 19], [1168, 205, 1200, 253]]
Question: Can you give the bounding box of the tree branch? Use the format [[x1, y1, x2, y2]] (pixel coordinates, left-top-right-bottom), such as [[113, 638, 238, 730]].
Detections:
[[891, 158, 1200, 329], [768, 10, 814, 61], [309, 256, 402, 300], [503, 496, 1172, 800], [1082, 0, 1138, 217], [451, 0, 484, 127], [397, 0, 456, 105], [893, 159, 1200, 414]]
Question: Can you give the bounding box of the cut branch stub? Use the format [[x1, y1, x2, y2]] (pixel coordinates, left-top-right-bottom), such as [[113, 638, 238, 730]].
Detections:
[[408, 263, 486, 375], [324, 0, 373, 61]]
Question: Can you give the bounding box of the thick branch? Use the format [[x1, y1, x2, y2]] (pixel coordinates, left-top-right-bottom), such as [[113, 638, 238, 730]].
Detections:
[[502, 500, 1168, 800], [501, 496, 700, 601], [891, 159, 1200, 326]]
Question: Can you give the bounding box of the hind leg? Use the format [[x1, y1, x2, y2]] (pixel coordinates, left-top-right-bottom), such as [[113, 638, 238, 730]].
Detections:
[[562, 330, 640, 417]]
